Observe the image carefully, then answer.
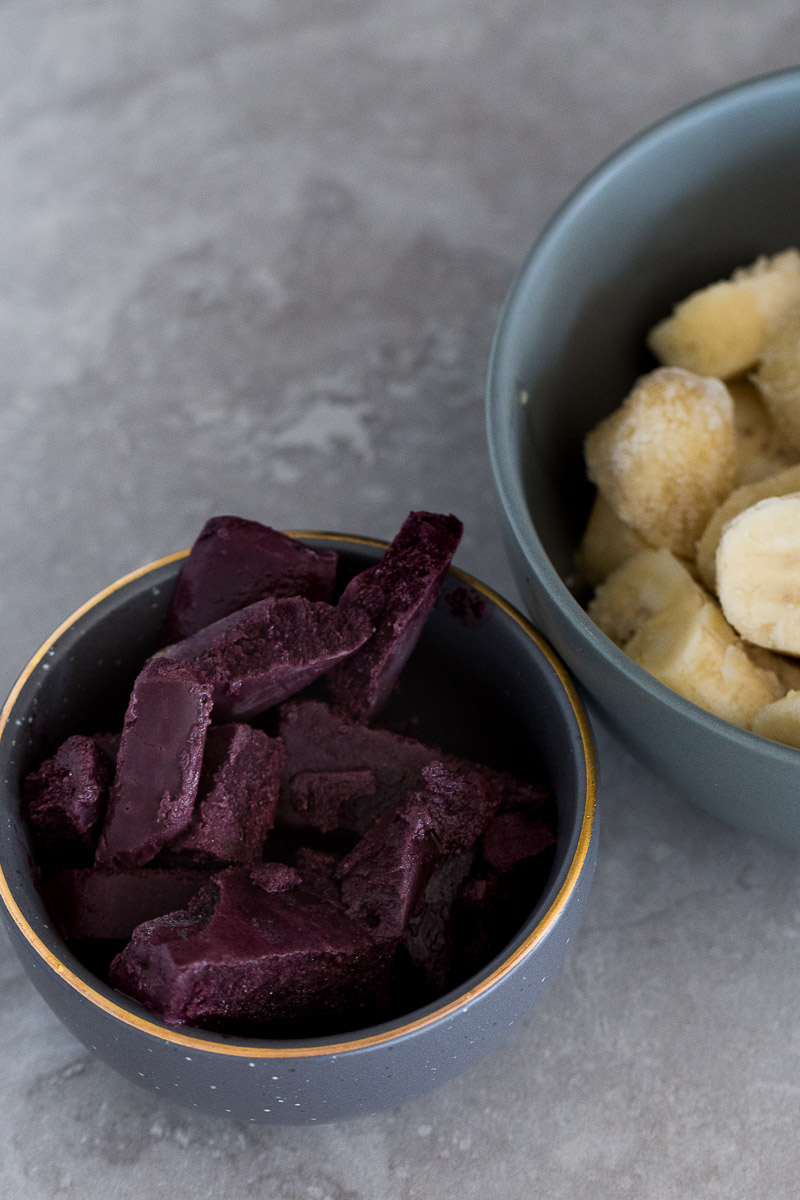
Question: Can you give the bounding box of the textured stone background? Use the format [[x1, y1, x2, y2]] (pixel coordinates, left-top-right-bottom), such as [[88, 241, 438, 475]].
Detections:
[[2, 2, 800, 1196]]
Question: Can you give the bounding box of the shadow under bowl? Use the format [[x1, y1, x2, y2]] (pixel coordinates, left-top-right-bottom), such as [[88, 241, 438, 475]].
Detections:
[[0, 534, 596, 1123], [487, 67, 800, 849]]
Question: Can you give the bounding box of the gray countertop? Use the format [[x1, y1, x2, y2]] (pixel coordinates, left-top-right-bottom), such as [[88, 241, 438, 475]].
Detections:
[[3, 3, 800, 1196]]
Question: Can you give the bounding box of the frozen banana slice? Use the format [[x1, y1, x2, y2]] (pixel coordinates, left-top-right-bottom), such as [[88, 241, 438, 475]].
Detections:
[[728, 376, 799, 486], [716, 492, 800, 654], [752, 691, 800, 749], [647, 250, 800, 379], [584, 367, 736, 558], [576, 493, 651, 587], [625, 588, 780, 728], [695, 461, 800, 592], [753, 302, 800, 452], [744, 642, 800, 694], [588, 547, 701, 646]]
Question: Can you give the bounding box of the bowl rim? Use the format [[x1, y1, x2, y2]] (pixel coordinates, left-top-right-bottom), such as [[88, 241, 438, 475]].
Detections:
[[0, 531, 596, 1058], [485, 64, 800, 767]]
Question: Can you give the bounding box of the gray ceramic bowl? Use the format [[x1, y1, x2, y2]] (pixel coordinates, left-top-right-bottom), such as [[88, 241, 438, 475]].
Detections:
[[487, 68, 800, 849], [0, 533, 596, 1123]]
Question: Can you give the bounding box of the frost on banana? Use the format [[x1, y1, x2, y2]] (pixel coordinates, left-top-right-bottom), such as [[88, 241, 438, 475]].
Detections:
[[728, 376, 799, 486], [752, 691, 800, 749], [584, 367, 736, 559], [716, 492, 800, 655], [624, 588, 782, 729], [694, 461, 800, 593], [753, 302, 800, 453], [744, 642, 800, 694], [575, 493, 652, 587], [588, 548, 699, 646], [647, 249, 800, 380]]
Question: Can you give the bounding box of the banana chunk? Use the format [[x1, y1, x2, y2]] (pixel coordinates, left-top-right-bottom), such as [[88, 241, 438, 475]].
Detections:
[[752, 691, 800, 749], [728, 376, 799, 485], [716, 492, 800, 654], [588, 547, 700, 646], [576, 493, 652, 587], [753, 302, 800, 452], [584, 367, 736, 558], [744, 642, 800, 693], [695, 462, 800, 592], [647, 250, 800, 379], [625, 588, 781, 728]]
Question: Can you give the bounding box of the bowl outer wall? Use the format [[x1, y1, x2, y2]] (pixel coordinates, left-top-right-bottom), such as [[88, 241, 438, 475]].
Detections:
[[486, 67, 800, 850], [0, 536, 597, 1123]]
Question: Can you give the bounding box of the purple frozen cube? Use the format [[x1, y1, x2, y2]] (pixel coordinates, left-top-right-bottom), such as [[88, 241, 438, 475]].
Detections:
[[161, 596, 373, 721], [416, 761, 498, 853], [293, 847, 341, 902], [278, 699, 446, 833], [288, 767, 376, 834], [95, 658, 213, 869], [109, 865, 388, 1030], [164, 725, 285, 866], [327, 511, 462, 720], [24, 735, 111, 863], [163, 516, 338, 643], [481, 811, 556, 874], [45, 867, 213, 941], [337, 763, 494, 943], [403, 848, 475, 993], [278, 699, 535, 836]]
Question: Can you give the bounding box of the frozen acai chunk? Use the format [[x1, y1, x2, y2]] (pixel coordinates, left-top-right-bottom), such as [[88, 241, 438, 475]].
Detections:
[[327, 511, 462, 720], [24, 735, 111, 862], [95, 658, 214, 869], [481, 811, 556, 874], [163, 516, 338, 643], [164, 725, 285, 866], [162, 596, 373, 721], [109, 865, 388, 1030], [288, 768, 376, 834], [279, 699, 546, 835], [45, 867, 213, 941], [336, 763, 496, 941]]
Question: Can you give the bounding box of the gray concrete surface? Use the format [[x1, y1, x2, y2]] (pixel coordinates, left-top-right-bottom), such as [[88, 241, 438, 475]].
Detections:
[[2, 2, 800, 1196]]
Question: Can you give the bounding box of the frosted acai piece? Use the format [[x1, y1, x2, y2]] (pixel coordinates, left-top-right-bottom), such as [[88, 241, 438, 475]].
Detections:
[[163, 516, 338, 643], [24, 735, 111, 862], [161, 596, 373, 721], [95, 658, 213, 868], [164, 725, 285, 866], [279, 698, 547, 835], [327, 511, 462, 720], [336, 763, 497, 940], [45, 867, 213, 941], [109, 865, 388, 1029]]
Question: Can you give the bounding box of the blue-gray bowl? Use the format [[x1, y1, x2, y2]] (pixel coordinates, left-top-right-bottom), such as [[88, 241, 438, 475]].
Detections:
[[487, 68, 800, 848], [0, 534, 596, 1123]]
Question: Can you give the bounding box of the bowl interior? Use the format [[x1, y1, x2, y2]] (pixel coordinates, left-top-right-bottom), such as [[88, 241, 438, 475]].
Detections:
[[0, 537, 592, 1044]]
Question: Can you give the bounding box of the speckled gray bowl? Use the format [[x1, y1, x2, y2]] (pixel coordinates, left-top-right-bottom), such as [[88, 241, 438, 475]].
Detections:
[[0, 533, 596, 1123], [487, 68, 800, 849]]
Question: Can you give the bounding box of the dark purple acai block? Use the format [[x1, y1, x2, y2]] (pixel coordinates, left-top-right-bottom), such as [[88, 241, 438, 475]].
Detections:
[[287, 767, 376, 834], [109, 865, 388, 1030], [164, 725, 285, 866], [24, 735, 111, 863], [279, 699, 545, 836], [95, 658, 213, 869], [163, 517, 338, 643], [45, 867, 213, 941], [162, 596, 373, 722], [481, 810, 555, 874], [327, 511, 462, 721], [336, 763, 495, 942]]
